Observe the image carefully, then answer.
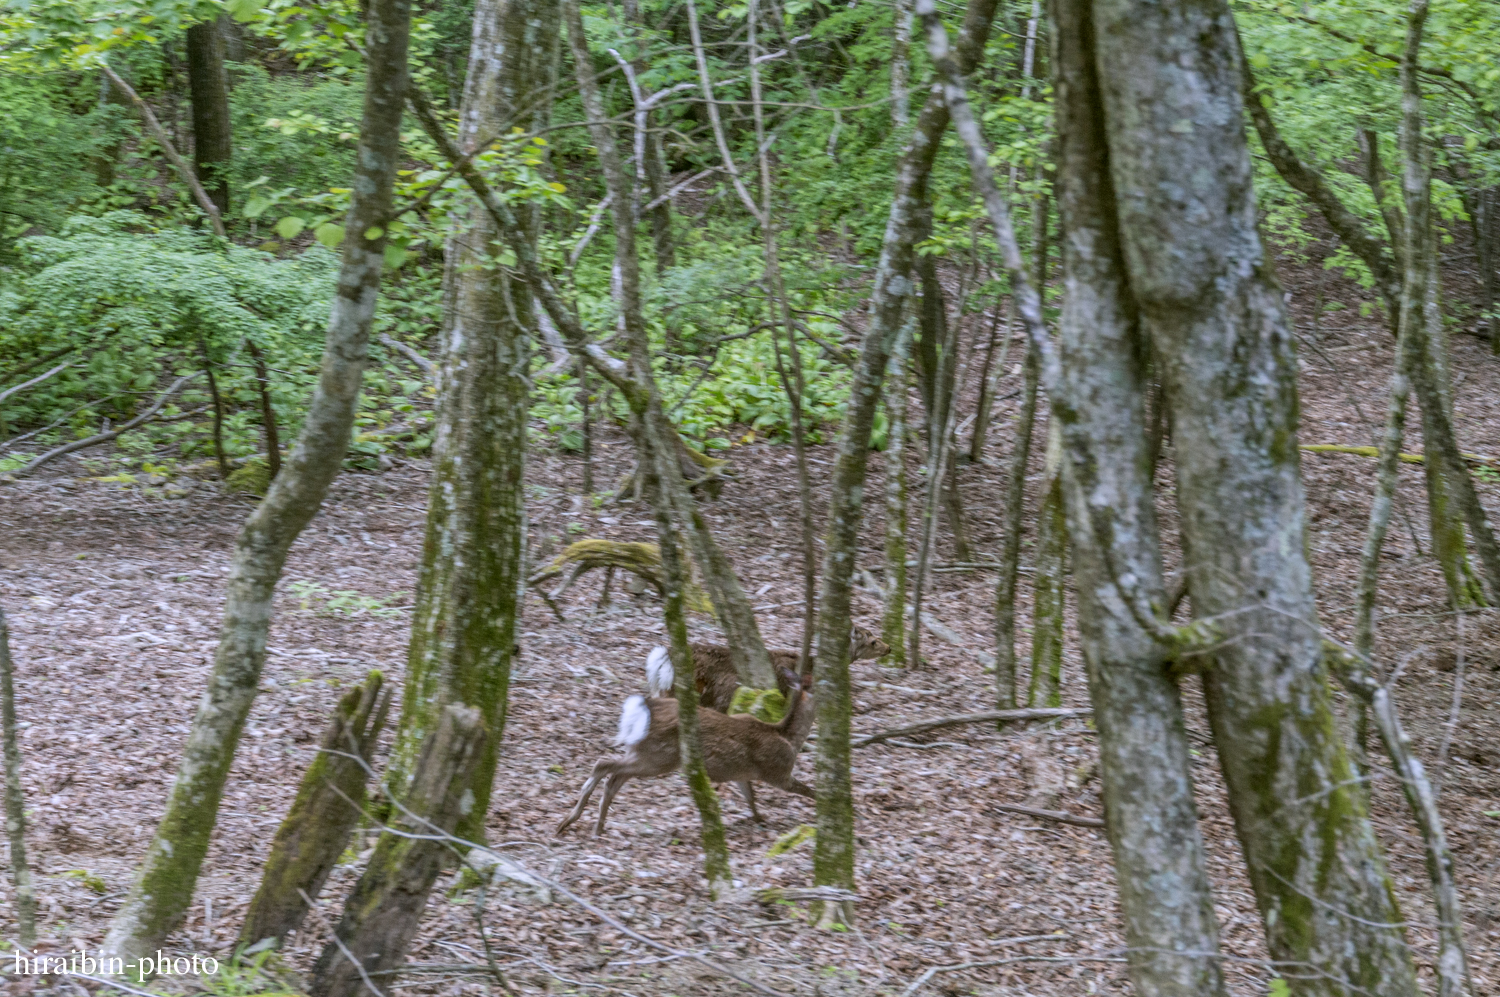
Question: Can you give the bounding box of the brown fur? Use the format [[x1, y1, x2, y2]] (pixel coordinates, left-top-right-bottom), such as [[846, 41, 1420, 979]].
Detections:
[[556, 670, 815, 836], [688, 625, 890, 713]]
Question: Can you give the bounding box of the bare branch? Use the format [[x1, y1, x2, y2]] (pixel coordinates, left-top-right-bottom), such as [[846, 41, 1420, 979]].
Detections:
[[98, 63, 226, 239], [14, 373, 202, 478], [853, 708, 1092, 747]]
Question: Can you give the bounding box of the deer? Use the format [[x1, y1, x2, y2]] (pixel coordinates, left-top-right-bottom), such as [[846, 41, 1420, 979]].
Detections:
[[555, 668, 815, 837], [644, 624, 890, 715]]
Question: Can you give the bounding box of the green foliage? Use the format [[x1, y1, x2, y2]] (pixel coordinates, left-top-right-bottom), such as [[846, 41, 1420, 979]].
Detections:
[[288, 579, 408, 617], [0, 73, 123, 258]]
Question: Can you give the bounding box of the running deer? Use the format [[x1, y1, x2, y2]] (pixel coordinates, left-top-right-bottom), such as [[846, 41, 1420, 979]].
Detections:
[[555, 668, 815, 836], [645, 625, 890, 714]]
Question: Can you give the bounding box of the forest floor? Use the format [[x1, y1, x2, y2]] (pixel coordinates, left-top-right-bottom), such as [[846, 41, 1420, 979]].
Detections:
[[2, 244, 1499, 997]]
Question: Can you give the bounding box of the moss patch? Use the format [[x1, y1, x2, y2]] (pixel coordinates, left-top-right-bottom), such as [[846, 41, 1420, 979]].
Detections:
[[226, 459, 272, 496]]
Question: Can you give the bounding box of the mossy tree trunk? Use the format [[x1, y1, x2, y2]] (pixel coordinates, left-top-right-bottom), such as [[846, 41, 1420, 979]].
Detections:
[[564, 0, 734, 885], [1026, 421, 1064, 708], [811, 0, 1000, 910], [1093, 0, 1419, 989], [309, 705, 487, 997], [239, 672, 392, 952], [1028, 4, 1230, 986], [390, 0, 556, 845], [1, 605, 36, 946], [101, 0, 410, 963], [185, 14, 232, 216]]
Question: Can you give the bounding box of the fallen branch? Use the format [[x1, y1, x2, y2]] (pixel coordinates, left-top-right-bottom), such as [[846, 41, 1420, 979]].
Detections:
[[1302, 442, 1500, 470], [14, 373, 202, 478], [0, 361, 73, 408], [901, 951, 1126, 997], [991, 803, 1105, 828], [755, 885, 860, 906], [379, 334, 436, 380], [852, 708, 1091, 747]]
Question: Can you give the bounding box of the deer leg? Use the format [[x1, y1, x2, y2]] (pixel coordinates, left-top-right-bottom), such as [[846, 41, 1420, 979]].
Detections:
[[556, 759, 622, 835], [594, 772, 633, 836], [776, 776, 816, 800], [737, 780, 764, 822]]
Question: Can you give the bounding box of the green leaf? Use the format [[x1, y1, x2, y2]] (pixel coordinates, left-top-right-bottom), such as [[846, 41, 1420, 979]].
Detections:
[[226, 0, 262, 22], [383, 244, 408, 268], [274, 215, 305, 239], [244, 195, 271, 219], [315, 223, 346, 248], [1268, 980, 1291, 997], [363, 225, 384, 241]]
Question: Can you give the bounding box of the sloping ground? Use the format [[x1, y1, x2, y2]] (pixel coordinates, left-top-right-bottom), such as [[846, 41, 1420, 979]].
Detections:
[[1, 253, 1498, 996]]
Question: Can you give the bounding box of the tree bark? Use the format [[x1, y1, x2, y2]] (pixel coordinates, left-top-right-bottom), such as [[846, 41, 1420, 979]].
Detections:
[[920, 3, 1229, 989], [891, 0, 913, 130], [245, 338, 283, 479], [0, 605, 36, 947], [186, 15, 233, 217], [101, 0, 410, 962], [239, 672, 392, 951], [1092, 0, 1419, 990], [390, 0, 555, 847], [993, 346, 1038, 711], [309, 705, 487, 997], [1026, 421, 1064, 707], [880, 321, 915, 667], [811, 0, 1001, 905]]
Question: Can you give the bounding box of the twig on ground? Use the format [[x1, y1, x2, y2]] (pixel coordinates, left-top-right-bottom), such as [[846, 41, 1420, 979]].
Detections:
[[991, 803, 1105, 828], [853, 708, 1092, 747], [901, 951, 1127, 996]]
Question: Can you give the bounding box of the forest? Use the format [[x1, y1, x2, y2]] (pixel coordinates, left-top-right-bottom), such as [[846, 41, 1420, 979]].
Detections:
[[0, 0, 1498, 993]]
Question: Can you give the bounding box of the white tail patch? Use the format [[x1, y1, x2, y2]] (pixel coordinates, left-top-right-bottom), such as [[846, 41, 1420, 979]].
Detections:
[[645, 646, 674, 696], [614, 695, 650, 747]]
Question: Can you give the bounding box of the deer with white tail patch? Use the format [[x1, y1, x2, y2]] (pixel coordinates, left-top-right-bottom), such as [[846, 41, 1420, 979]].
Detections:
[[555, 667, 815, 836]]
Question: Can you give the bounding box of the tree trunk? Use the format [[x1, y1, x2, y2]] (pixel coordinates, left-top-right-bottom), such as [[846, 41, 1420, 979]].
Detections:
[[811, 0, 1001, 906], [1092, 0, 1419, 990], [239, 672, 392, 951], [309, 705, 487, 997], [993, 345, 1038, 710], [880, 321, 915, 667], [0, 605, 37, 947], [891, 0, 913, 129], [966, 299, 1010, 461], [918, 5, 1230, 988], [647, 427, 733, 896], [390, 0, 555, 846], [186, 15, 233, 216], [246, 338, 282, 479], [101, 0, 410, 962], [564, 0, 734, 884], [1026, 421, 1064, 708], [1049, 0, 1228, 978]]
